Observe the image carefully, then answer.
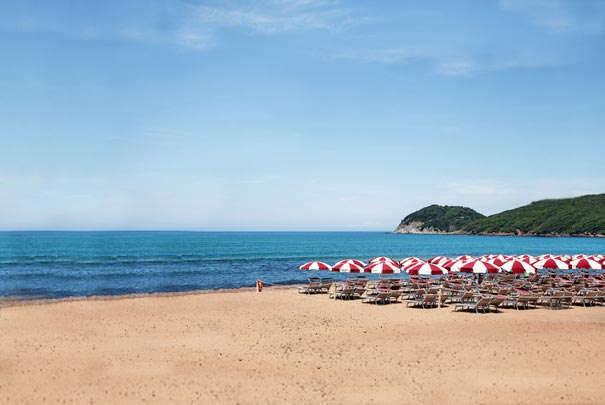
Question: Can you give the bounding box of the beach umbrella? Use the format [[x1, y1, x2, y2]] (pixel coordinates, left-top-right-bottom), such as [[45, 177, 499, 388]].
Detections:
[[533, 258, 570, 270], [570, 258, 603, 270], [501, 259, 536, 274], [459, 260, 500, 274], [400, 257, 425, 268], [369, 257, 399, 266], [448, 259, 468, 273], [406, 262, 448, 276], [439, 258, 455, 270], [334, 259, 365, 267], [428, 256, 450, 264], [516, 255, 538, 264], [299, 261, 332, 271], [487, 257, 507, 267], [432, 257, 452, 267], [455, 255, 475, 261], [332, 261, 365, 273], [364, 261, 401, 274]]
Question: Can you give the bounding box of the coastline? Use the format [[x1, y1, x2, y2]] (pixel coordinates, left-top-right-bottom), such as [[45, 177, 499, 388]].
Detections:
[[392, 230, 605, 238], [1, 286, 604, 404]]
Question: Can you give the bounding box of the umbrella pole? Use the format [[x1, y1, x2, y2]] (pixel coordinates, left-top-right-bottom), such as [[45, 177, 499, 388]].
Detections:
[[438, 286, 442, 308]]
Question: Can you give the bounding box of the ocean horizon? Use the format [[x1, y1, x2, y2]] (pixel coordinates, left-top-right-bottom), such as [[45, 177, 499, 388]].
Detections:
[[1, 231, 603, 300]]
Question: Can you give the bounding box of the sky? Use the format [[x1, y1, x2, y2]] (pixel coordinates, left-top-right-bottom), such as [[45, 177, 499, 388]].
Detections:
[[0, 0, 604, 231]]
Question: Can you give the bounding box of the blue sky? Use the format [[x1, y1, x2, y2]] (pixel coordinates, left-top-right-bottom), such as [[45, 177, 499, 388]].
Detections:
[[1, 0, 604, 231]]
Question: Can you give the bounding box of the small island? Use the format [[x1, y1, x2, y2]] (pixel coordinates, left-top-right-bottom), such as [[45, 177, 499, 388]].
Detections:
[[394, 194, 605, 237]]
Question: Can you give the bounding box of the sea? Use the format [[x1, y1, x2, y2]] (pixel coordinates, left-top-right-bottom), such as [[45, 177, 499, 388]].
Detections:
[[0, 231, 603, 300]]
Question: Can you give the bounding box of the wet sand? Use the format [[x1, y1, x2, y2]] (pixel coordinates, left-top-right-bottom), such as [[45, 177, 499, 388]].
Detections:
[[1, 287, 604, 404]]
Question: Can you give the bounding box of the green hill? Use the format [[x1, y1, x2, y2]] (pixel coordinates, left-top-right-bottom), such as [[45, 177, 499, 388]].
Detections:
[[463, 194, 605, 236], [393, 205, 485, 233]]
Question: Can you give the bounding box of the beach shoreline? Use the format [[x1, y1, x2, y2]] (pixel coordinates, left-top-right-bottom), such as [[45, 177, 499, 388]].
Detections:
[[2, 286, 605, 404]]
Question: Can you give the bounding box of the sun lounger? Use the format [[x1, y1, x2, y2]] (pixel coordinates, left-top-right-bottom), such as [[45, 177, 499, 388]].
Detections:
[[453, 296, 493, 313], [362, 290, 391, 305], [406, 294, 437, 308], [334, 285, 356, 300], [503, 293, 540, 310], [538, 290, 566, 309], [298, 281, 323, 294], [388, 290, 402, 303], [488, 296, 505, 312], [571, 290, 598, 307], [449, 290, 474, 304]]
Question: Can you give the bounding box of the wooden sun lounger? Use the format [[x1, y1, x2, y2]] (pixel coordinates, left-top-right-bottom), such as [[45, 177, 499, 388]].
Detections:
[[406, 294, 437, 309], [298, 281, 323, 294], [334, 286, 356, 300], [453, 296, 493, 313], [571, 290, 598, 307], [362, 291, 391, 305]]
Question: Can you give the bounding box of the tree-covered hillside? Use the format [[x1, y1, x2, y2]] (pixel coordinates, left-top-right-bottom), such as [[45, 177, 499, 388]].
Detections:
[[463, 194, 605, 236], [397, 205, 485, 232]]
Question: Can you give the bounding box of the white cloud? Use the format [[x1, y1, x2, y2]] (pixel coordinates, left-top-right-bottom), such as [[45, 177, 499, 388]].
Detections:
[[498, 0, 605, 34], [176, 31, 213, 50], [188, 0, 354, 35], [334, 47, 419, 64], [435, 60, 477, 77]]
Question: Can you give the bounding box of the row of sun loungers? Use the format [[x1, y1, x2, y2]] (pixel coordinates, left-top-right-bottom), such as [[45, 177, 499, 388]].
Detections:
[[298, 274, 605, 313]]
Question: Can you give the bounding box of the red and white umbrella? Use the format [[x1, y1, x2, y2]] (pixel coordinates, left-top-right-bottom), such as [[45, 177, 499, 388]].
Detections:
[[406, 262, 448, 276], [455, 255, 475, 261], [428, 256, 450, 264], [369, 257, 399, 266], [487, 257, 507, 267], [570, 258, 603, 270], [332, 260, 365, 273], [439, 258, 455, 270], [516, 254, 537, 263], [334, 259, 365, 267], [364, 261, 401, 274], [533, 258, 570, 270], [299, 261, 332, 271], [400, 257, 425, 270], [459, 260, 500, 274], [501, 259, 536, 274], [448, 259, 468, 273]]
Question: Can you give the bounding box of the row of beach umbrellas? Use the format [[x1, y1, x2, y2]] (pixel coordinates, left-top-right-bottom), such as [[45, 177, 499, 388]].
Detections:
[[300, 254, 605, 276]]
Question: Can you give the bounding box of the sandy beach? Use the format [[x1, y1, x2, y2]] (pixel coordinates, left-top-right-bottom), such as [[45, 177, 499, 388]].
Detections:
[[1, 287, 605, 404]]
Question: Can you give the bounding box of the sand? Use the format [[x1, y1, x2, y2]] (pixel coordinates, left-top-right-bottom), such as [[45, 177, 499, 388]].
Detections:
[[1, 287, 605, 404]]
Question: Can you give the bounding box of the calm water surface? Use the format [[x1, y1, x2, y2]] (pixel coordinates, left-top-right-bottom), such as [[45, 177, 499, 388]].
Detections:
[[0, 231, 603, 299]]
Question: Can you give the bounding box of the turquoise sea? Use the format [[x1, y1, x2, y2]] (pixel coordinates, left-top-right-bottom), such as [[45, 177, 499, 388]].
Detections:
[[0, 231, 603, 299]]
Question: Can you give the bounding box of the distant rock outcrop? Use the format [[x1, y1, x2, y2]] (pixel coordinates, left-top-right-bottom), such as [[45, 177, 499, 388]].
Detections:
[[393, 205, 485, 234]]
